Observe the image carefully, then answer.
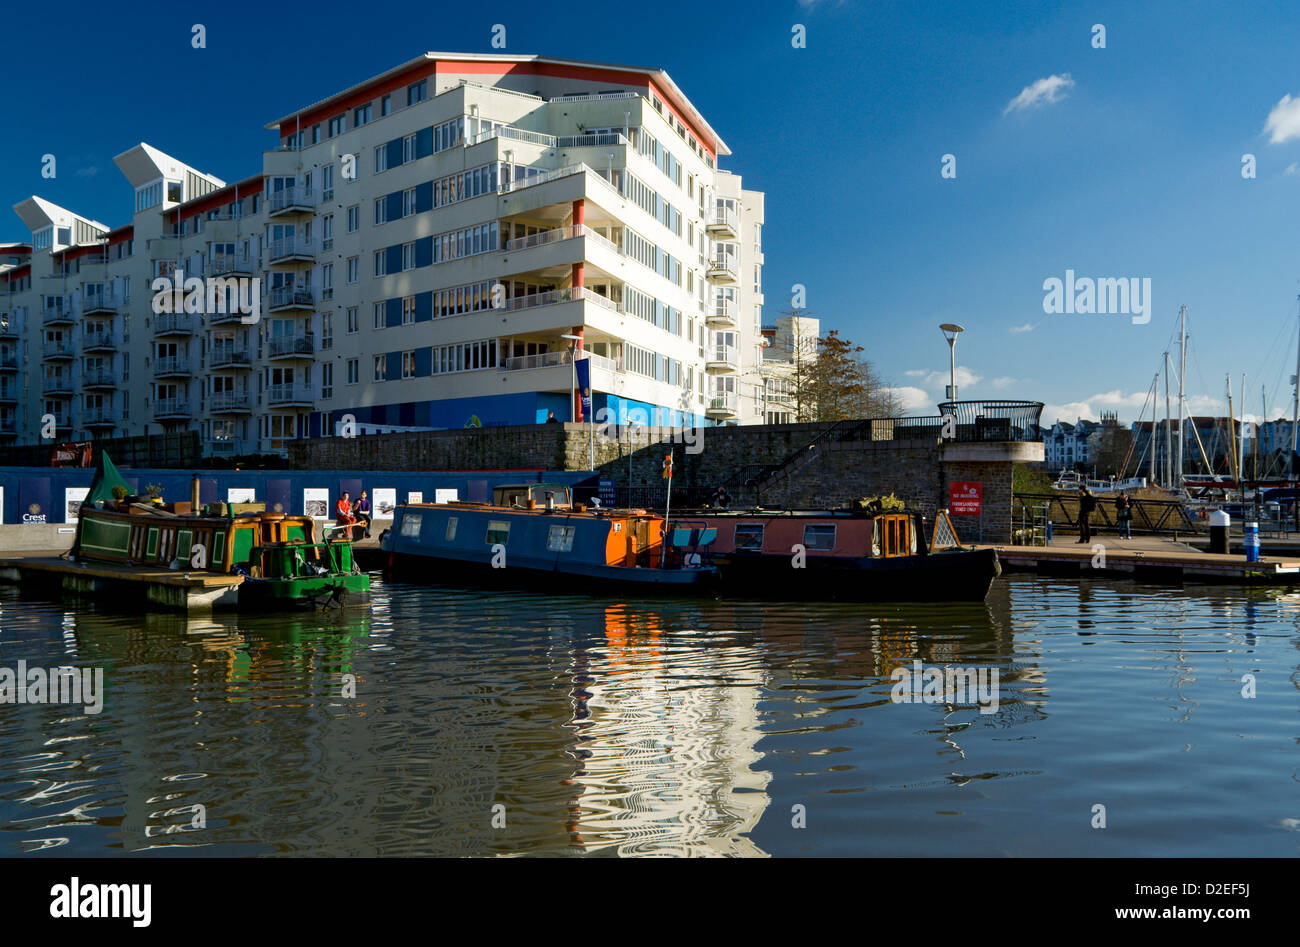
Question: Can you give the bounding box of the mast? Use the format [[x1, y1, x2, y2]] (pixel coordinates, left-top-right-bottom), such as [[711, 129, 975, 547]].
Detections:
[[1293, 295, 1300, 486], [1176, 305, 1186, 488], [1239, 372, 1247, 488], [1226, 374, 1237, 482], [1170, 353, 1180, 489], [1149, 372, 1158, 485]]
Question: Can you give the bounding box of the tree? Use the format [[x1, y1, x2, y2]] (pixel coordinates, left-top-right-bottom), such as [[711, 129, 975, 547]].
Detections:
[[804, 329, 901, 422], [1088, 415, 1133, 479]]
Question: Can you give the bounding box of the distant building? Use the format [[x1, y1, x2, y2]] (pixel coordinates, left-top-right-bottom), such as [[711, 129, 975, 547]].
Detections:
[[1040, 419, 1102, 471]]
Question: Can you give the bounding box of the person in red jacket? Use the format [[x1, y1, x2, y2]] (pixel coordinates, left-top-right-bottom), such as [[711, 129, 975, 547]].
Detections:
[[335, 492, 356, 528]]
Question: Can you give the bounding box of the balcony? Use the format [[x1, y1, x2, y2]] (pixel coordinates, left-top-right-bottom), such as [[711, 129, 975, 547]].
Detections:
[[154, 399, 192, 420], [208, 393, 251, 414], [0, 352, 18, 371], [83, 331, 118, 353], [205, 256, 256, 279], [266, 237, 315, 264], [267, 187, 318, 217], [82, 292, 121, 316], [153, 357, 192, 378], [205, 437, 247, 457], [267, 334, 315, 359], [154, 313, 195, 336], [82, 370, 117, 389], [706, 344, 739, 374], [82, 408, 118, 427], [706, 204, 739, 240], [210, 347, 252, 369], [705, 392, 739, 419], [42, 339, 76, 360], [708, 297, 738, 328], [266, 384, 314, 407], [0, 387, 18, 406], [41, 306, 75, 326], [707, 252, 739, 284], [267, 287, 314, 312], [42, 376, 74, 396], [0, 418, 16, 436]]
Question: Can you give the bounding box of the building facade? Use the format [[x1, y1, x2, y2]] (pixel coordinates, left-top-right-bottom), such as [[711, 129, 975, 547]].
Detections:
[[0, 53, 782, 459]]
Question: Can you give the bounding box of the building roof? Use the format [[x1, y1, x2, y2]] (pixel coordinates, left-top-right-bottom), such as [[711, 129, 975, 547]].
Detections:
[[265, 52, 731, 157]]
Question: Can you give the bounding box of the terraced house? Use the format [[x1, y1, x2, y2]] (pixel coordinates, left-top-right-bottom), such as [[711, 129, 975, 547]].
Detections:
[[0, 52, 781, 458]]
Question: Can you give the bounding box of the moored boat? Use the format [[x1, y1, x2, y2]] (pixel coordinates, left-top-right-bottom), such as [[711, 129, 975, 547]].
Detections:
[[379, 482, 718, 593], [690, 507, 999, 601]]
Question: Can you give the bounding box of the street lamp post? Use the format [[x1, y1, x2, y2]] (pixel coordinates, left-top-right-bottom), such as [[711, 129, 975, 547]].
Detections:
[[940, 323, 965, 402]]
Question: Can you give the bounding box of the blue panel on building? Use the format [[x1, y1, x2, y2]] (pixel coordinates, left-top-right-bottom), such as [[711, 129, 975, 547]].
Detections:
[[413, 348, 432, 376], [415, 236, 432, 268], [385, 352, 400, 381], [386, 297, 401, 328], [414, 291, 432, 322]]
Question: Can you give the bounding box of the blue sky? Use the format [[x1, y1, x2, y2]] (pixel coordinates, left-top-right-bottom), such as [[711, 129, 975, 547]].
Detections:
[[5, 0, 1300, 425]]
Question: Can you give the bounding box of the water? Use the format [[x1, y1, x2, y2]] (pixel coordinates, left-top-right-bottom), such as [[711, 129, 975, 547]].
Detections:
[[0, 574, 1297, 857]]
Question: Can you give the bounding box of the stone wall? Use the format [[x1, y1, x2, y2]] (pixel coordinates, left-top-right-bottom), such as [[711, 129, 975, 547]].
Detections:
[[287, 423, 1037, 544]]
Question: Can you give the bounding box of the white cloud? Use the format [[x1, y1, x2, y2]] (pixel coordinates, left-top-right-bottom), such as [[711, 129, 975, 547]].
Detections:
[[1287, 162, 1300, 176], [990, 376, 1016, 390], [1010, 322, 1034, 334], [906, 366, 981, 390], [1264, 94, 1300, 145], [1003, 74, 1074, 115], [885, 386, 934, 413], [1042, 401, 1095, 424]]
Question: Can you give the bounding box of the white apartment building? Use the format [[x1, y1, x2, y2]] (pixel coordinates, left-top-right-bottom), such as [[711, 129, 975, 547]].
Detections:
[[0, 53, 781, 458]]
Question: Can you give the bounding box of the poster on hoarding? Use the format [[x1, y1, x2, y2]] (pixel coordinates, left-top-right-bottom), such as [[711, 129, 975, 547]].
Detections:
[[435, 489, 458, 504], [227, 488, 256, 504], [408, 491, 423, 505], [372, 488, 397, 517], [303, 488, 329, 520], [65, 487, 89, 522], [949, 481, 982, 516]]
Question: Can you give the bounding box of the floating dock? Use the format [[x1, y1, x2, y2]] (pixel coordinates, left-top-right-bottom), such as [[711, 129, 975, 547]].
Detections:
[[0, 551, 243, 611], [986, 536, 1300, 584]]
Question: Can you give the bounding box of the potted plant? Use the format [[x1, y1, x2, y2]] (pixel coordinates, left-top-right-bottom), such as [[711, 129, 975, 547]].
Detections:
[[111, 485, 128, 510], [146, 483, 164, 506]]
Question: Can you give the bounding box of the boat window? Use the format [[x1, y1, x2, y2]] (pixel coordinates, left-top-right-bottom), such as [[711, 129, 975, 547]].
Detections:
[[872, 519, 881, 557], [886, 518, 898, 556], [445, 516, 458, 541], [734, 523, 764, 551], [486, 520, 510, 545], [803, 523, 836, 552], [399, 513, 422, 538], [909, 518, 918, 554], [547, 524, 575, 552]]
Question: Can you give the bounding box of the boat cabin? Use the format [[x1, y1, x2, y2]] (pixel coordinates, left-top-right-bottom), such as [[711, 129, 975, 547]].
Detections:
[[492, 483, 572, 510], [702, 510, 928, 559]]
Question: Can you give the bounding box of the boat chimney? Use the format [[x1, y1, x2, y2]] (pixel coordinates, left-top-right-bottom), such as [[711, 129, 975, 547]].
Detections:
[[191, 475, 200, 511]]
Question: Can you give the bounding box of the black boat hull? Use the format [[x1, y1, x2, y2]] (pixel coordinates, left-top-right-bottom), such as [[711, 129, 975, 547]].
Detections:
[[712, 547, 1000, 601]]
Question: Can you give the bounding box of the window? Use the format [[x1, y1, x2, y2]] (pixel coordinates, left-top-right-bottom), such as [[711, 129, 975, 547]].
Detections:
[[402, 187, 417, 217], [328, 114, 346, 137], [402, 134, 417, 164], [402, 350, 415, 378], [373, 356, 384, 381], [346, 307, 359, 334], [547, 525, 575, 552], [347, 205, 360, 232], [486, 520, 510, 545], [321, 312, 332, 350], [402, 296, 415, 324], [354, 104, 372, 127], [373, 303, 384, 329], [347, 257, 359, 283], [402, 242, 415, 271], [346, 358, 359, 384], [322, 362, 333, 398], [803, 524, 836, 552], [374, 145, 388, 174], [374, 198, 388, 225], [381, 94, 392, 116], [733, 523, 764, 551], [407, 79, 426, 106], [166, 181, 182, 203], [399, 513, 422, 537], [445, 516, 458, 541], [373, 250, 387, 277]]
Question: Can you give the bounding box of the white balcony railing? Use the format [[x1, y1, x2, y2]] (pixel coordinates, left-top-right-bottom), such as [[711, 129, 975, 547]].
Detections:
[[707, 392, 739, 415], [468, 124, 556, 148], [708, 253, 740, 281], [155, 399, 191, 417], [503, 224, 618, 255], [267, 287, 314, 310], [82, 370, 116, 387], [208, 393, 250, 412], [498, 286, 620, 314], [500, 350, 620, 373], [267, 384, 314, 405], [709, 298, 738, 325], [153, 357, 192, 376], [268, 187, 318, 213], [154, 313, 195, 334], [268, 334, 315, 358], [708, 344, 739, 370], [267, 237, 315, 261]]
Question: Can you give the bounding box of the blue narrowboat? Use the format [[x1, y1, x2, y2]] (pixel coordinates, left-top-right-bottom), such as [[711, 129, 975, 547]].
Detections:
[[379, 483, 718, 593]]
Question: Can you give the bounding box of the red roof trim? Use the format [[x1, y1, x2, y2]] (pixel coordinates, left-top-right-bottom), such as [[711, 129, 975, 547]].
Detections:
[[169, 175, 266, 224]]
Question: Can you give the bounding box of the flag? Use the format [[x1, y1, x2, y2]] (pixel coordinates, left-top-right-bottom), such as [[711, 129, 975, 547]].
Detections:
[[662, 453, 674, 479], [575, 356, 592, 421]]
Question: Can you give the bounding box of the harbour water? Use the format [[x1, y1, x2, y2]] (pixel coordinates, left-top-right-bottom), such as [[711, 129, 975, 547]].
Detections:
[[0, 574, 1296, 857]]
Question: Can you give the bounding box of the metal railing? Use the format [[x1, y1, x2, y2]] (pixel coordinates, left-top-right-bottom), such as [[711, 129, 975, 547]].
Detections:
[[267, 384, 314, 405], [268, 334, 315, 358], [153, 357, 192, 376], [82, 370, 116, 387], [208, 393, 250, 412], [154, 313, 195, 334], [498, 285, 619, 314], [708, 344, 739, 369], [41, 377, 74, 394], [548, 91, 641, 103], [469, 125, 556, 148], [556, 133, 630, 148], [155, 399, 191, 418], [267, 238, 314, 261], [83, 332, 117, 350], [709, 298, 738, 325], [499, 350, 620, 373], [708, 205, 739, 233], [210, 347, 251, 368], [707, 392, 739, 414], [206, 256, 256, 277], [41, 306, 74, 324], [268, 187, 318, 213], [267, 287, 314, 310], [42, 340, 76, 358], [708, 253, 739, 280], [82, 291, 122, 313], [83, 409, 118, 426], [937, 400, 1045, 442], [503, 223, 618, 254]]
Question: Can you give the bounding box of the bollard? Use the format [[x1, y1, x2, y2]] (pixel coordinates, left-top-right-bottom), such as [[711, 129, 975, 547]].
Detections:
[[1209, 509, 1230, 555], [1245, 521, 1260, 562]]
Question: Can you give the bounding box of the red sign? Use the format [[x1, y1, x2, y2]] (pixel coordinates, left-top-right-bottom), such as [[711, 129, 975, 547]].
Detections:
[[950, 481, 982, 516]]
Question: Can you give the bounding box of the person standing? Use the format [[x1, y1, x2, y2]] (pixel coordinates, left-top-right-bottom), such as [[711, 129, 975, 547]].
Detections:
[[1076, 486, 1097, 543], [1115, 490, 1133, 540], [545, 409, 560, 424]]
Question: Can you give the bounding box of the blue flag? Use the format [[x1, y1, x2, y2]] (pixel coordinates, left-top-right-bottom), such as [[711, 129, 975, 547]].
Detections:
[[575, 357, 592, 420]]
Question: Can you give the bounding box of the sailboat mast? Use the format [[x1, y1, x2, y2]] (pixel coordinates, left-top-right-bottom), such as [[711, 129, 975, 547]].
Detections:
[[1226, 374, 1237, 482], [1292, 296, 1300, 483], [1176, 305, 1186, 488], [1239, 372, 1248, 488], [1150, 372, 1159, 485], [1170, 353, 1180, 489]]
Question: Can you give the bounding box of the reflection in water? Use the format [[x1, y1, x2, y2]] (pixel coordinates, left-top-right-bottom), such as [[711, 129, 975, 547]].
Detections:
[[0, 574, 1297, 857]]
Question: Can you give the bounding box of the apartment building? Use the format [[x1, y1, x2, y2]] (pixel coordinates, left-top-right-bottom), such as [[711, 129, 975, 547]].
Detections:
[[0, 53, 781, 458]]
